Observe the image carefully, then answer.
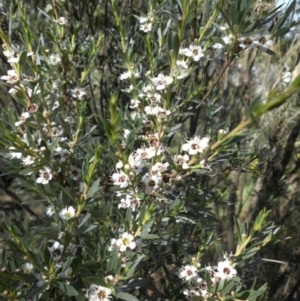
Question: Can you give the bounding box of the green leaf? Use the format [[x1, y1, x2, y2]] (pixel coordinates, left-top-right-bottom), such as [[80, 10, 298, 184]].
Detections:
[[43, 244, 52, 267], [18, 50, 28, 66], [271, 26, 290, 38], [78, 213, 91, 228], [141, 233, 159, 240], [116, 292, 139, 301], [166, 123, 182, 137], [221, 280, 235, 296], [245, 96, 262, 117], [26, 283, 49, 299], [248, 283, 267, 300], [215, 244, 223, 259], [83, 276, 108, 287], [124, 255, 145, 280], [107, 246, 120, 274], [127, 278, 150, 289], [87, 178, 101, 198], [57, 282, 78, 296], [141, 220, 154, 235], [204, 269, 212, 293], [82, 223, 99, 234]]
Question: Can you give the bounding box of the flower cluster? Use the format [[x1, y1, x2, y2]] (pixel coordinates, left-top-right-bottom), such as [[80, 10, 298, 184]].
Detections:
[[178, 258, 237, 299]]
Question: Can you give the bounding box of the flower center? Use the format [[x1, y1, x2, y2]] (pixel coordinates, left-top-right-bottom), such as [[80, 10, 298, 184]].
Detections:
[[98, 290, 106, 299], [187, 269, 194, 276], [122, 238, 130, 246], [191, 143, 199, 150], [259, 37, 267, 44], [244, 37, 253, 45]]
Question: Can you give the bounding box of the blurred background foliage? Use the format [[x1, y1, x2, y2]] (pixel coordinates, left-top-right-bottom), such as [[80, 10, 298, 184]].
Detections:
[[0, 0, 300, 300]]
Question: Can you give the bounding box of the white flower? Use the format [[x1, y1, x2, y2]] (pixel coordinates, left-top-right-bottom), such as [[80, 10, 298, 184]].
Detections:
[[142, 173, 162, 194], [51, 147, 70, 163], [88, 284, 112, 301], [46, 205, 55, 217], [119, 71, 132, 80], [282, 72, 291, 84], [183, 288, 200, 298], [52, 126, 64, 137], [48, 241, 64, 261], [27, 86, 41, 97], [116, 232, 136, 252], [254, 34, 273, 48], [118, 194, 140, 211], [128, 154, 145, 174], [72, 87, 87, 99], [118, 195, 131, 209], [22, 155, 35, 166], [45, 4, 53, 13], [218, 129, 227, 135], [222, 34, 234, 45], [135, 147, 156, 161], [116, 161, 123, 169], [198, 280, 208, 296], [151, 74, 173, 90], [1, 69, 19, 84], [8, 147, 22, 159], [189, 44, 205, 61], [206, 266, 219, 284], [151, 162, 169, 173], [182, 136, 210, 155], [138, 16, 148, 24], [152, 106, 171, 120], [129, 99, 140, 109], [57, 17, 67, 25], [180, 44, 204, 61], [172, 60, 189, 79], [22, 263, 34, 274], [49, 54, 61, 65], [8, 87, 19, 95], [122, 84, 134, 93], [3, 45, 33, 63], [179, 265, 199, 281], [108, 238, 117, 252], [36, 167, 53, 184], [59, 206, 76, 220], [140, 23, 152, 33], [144, 106, 154, 115], [173, 154, 189, 169], [238, 36, 256, 49], [213, 43, 224, 49], [217, 259, 237, 280], [15, 112, 30, 127], [147, 92, 161, 103], [123, 129, 131, 140], [112, 170, 129, 188], [200, 159, 211, 171]]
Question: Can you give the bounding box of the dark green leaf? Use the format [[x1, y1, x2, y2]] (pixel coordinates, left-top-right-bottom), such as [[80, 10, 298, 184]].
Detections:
[[215, 244, 223, 259], [87, 179, 101, 198], [57, 282, 78, 296], [116, 292, 139, 301], [26, 283, 49, 299], [141, 233, 159, 240], [83, 276, 108, 287]]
